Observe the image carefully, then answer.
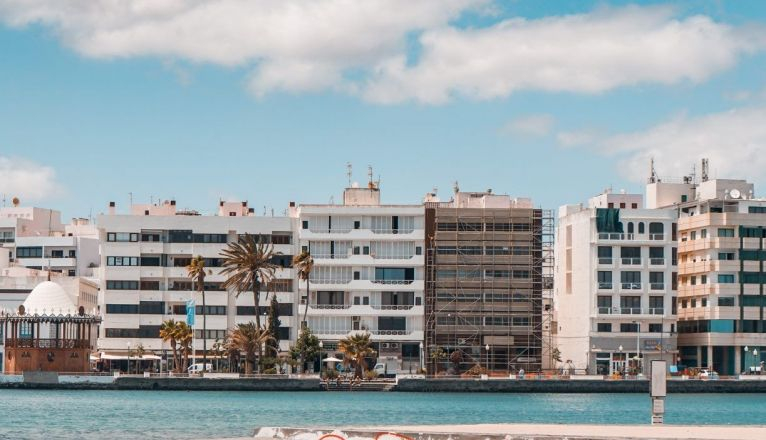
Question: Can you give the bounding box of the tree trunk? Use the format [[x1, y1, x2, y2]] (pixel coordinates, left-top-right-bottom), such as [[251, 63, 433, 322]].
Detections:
[[302, 277, 310, 325], [253, 275, 263, 372], [170, 341, 179, 373]]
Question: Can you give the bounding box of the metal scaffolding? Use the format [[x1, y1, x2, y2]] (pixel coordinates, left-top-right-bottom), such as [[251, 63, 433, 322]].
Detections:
[[424, 204, 554, 374]]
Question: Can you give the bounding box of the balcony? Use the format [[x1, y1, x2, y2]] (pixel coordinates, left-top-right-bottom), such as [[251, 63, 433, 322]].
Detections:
[[309, 304, 351, 310], [371, 228, 415, 235], [371, 280, 414, 285], [598, 307, 613, 314], [648, 308, 664, 315], [596, 307, 666, 316], [597, 282, 614, 290], [598, 258, 613, 265], [621, 257, 642, 266], [619, 307, 642, 315], [650, 283, 665, 291], [621, 282, 642, 290], [598, 233, 635, 241], [312, 253, 350, 259], [308, 228, 353, 234], [649, 258, 665, 266], [310, 278, 352, 285], [649, 233, 665, 240], [370, 304, 415, 310]]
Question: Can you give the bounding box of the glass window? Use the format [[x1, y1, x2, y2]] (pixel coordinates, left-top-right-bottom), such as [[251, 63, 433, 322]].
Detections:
[[718, 296, 735, 307], [718, 274, 735, 284], [649, 324, 662, 333], [718, 228, 735, 238], [597, 323, 612, 332], [620, 323, 639, 332]]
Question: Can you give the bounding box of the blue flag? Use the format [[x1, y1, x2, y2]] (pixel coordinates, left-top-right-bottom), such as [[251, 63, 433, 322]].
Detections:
[[186, 299, 195, 326]]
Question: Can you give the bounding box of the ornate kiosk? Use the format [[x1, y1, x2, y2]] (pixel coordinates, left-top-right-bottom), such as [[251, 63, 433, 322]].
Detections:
[[1, 281, 100, 373]]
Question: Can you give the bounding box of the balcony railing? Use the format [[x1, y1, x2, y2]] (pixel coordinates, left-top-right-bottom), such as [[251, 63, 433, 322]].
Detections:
[[312, 254, 349, 259], [650, 283, 665, 290], [308, 228, 353, 234], [370, 329, 411, 335], [370, 304, 415, 310], [598, 307, 613, 314], [372, 280, 414, 285], [598, 258, 613, 265], [649, 258, 665, 265], [598, 307, 665, 316], [621, 257, 641, 265], [648, 308, 664, 315], [309, 279, 352, 284], [597, 282, 613, 290], [619, 307, 642, 315], [649, 233, 665, 240], [371, 228, 415, 234], [621, 282, 642, 290], [372, 254, 415, 260], [598, 233, 634, 240], [309, 304, 351, 310]]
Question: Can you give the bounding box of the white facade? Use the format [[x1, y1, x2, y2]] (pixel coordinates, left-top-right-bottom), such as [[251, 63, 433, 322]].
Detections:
[[290, 185, 425, 372], [555, 190, 678, 375], [97, 200, 296, 356], [0, 206, 99, 277]]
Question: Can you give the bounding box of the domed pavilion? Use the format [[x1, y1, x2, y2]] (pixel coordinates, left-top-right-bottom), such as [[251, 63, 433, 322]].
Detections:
[[1, 281, 101, 373]]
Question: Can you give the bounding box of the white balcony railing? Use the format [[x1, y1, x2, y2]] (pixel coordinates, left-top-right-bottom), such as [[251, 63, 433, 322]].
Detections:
[[619, 307, 642, 315], [309, 278, 352, 284], [312, 253, 350, 259], [597, 282, 613, 290], [371, 228, 415, 234], [372, 280, 414, 285], [650, 283, 665, 290], [649, 258, 665, 265], [370, 304, 415, 310], [621, 282, 642, 290], [621, 257, 641, 265], [309, 304, 352, 310], [597, 307, 665, 316], [649, 234, 665, 240], [598, 258, 613, 265], [598, 233, 635, 240]]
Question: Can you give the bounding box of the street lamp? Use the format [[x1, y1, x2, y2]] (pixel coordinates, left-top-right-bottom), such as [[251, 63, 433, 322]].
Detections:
[[618, 345, 624, 376], [632, 320, 641, 375], [485, 344, 490, 371], [126, 342, 131, 374], [318, 341, 324, 375]]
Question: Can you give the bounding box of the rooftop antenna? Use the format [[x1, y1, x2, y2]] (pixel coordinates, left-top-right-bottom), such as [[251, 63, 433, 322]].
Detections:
[[648, 157, 658, 183], [129, 192, 133, 207], [701, 158, 709, 182], [453, 180, 460, 194], [263, 206, 267, 216], [367, 165, 374, 189], [346, 162, 353, 187], [329, 195, 335, 205]]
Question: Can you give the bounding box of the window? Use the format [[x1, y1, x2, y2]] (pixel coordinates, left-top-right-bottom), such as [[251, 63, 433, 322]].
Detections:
[[718, 228, 735, 238], [681, 299, 688, 308], [620, 296, 641, 313], [718, 297, 735, 306], [415, 246, 422, 255], [597, 271, 612, 289], [690, 231, 696, 240], [627, 222, 634, 234], [701, 298, 707, 307], [16, 247, 42, 258], [302, 221, 309, 230], [378, 317, 406, 331], [608, 203, 614, 208], [354, 296, 360, 305], [748, 206, 766, 214], [271, 234, 291, 245], [632, 203, 638, 209], [51, 250, 64, 258], [620, 323, 639, 332], [107, 256, 139, 266], [649, 296, 664, 311], [106, 280, 139, 290], [139, 301, 165, 314], [620, 203, 626, 209], [681, 195, 688, 203], [106, 304, 139, 314], [141, 233, 161, 242], [597, 246, 612, 264], [649, 272, 664, 289], [690, 276, 696, 286], [649, 324, 663, 333], [718, 274, 735, 284], [620, 271, 641, 288], [107, 232, 139, 242], [597, 296, 612, 312], [719, 252, 735, 261], [195, 329, 227, 340], [354, 221, 360, 229], [597, 323, 612, 332], [701, 229, 707, 239], [638, 222, 645, 234], [691, 299, 697, 308]]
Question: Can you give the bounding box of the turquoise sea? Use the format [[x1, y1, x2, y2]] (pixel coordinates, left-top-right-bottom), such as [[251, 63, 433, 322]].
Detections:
[[1, 391, 766, 439]]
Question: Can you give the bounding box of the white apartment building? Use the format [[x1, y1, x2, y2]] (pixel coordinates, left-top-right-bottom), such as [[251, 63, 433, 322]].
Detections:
[[555, 190, 678, 375], [290, 183, 425, 373], [97, 200, 296, 362], [0, 204, 99, 277]]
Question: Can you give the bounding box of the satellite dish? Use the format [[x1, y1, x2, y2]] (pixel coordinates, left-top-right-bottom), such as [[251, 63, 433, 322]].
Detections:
[[730, 189, 741, 199]]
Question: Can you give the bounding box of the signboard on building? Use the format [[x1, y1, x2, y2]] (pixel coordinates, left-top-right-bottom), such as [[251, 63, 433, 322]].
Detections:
[[186, 299, 195, 326]]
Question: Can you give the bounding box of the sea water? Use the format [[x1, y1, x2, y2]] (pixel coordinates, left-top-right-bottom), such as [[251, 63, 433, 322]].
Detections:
[[1, 390, 765, 439]]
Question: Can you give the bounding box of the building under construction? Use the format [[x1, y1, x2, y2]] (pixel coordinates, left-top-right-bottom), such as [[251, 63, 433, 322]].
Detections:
[[424, 189, 554, 374]]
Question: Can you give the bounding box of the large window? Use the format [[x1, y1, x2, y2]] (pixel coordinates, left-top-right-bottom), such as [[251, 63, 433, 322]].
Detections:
[[649, 272, 664, 290], [106, 304, 139, 314], [620, 271, 641, 289], [597, 323, 612, 332], [620, 323, 639, 332], [718, 274, 735, 284], [375, 267, 414, 282], [597, 271, 612, 289], [620, 296, 641, 314], [107, 256, 139, 266], [378, 317, 406, 331], [597, 296, 612, 312], [107, 232, 138, 242], [106, 280, 139, 290], [16, 247, 42, 258]]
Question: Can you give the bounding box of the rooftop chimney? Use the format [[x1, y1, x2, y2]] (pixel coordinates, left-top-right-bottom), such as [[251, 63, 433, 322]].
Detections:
[[108, 201, 116, 215]]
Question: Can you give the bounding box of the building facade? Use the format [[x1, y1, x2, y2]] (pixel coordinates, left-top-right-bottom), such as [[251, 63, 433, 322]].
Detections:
[[290, 184, 425, 373], [424, 190, 553, 374], [555, 190, 678, 375], [668, 178, 766, 375], [97, 200, 296, 364]]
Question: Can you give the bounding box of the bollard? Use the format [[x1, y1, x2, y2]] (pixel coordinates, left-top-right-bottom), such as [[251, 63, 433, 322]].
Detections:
[[650, 360, 667, 425]]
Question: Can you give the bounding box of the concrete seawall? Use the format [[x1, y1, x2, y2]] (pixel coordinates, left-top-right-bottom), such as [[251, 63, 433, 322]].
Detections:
[[393, 378, 766, 393], [0, 376, 321, 391]]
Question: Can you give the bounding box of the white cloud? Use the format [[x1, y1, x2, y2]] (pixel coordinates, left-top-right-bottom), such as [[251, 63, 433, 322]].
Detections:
[[500, 114, 554, 137], [567, 107, 766, 184], [0, 156, 61, 201], [363, 5, 765, 103], [0, 2, 762, 103], [556, 130, 601, 148]]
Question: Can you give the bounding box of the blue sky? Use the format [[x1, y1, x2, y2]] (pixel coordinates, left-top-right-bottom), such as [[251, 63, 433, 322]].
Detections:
[[1, 0, 765, 219]]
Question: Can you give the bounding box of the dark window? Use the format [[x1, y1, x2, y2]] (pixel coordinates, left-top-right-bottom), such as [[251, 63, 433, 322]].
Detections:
[[16, 247, 43, 258], [302, 221, 309, 230], [278, 327, 291, 340], [378, 317, 406, 331], [107, 233, 139, 242], [415, 246, 422, 255], [638, 222, 645, 234], [107, 256, 139, 266], [620, 323, 639, 332], [105, 328, 139, 338], [167, 230, 193, 243], [106, 304, 139, 314], [139, 301, 165, 314], [354, 221, 361, 230], [192, 233, 228, 243], [140, 280, 161, 290], [649, 324, 663, 333], [597, 323, 612, 332], [106, 280, 139, 290], [271, 234, 291, 245]]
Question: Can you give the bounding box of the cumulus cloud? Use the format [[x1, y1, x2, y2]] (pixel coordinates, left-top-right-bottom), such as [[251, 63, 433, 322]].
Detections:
[[565, 107, 766, 184], [0, 2, 763, 103], [364, 6, 765, 103], [500, 114, 554, 137], [0, 156, 60, 201]]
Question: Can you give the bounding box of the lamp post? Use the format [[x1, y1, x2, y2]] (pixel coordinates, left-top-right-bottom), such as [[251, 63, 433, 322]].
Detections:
[[318, 340, 324, 375], [618, 345, 624, 376], [485, 344, 491, 372], [633, 320, 641, 375], [126, 342, 131, 374]]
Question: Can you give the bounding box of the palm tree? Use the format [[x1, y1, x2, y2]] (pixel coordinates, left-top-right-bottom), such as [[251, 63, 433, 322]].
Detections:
[[292, 250, 314, 326], [160, 319, 181, 373], [220, 234, 279, 328], [175, 321, 194, 373], [187, 255, 209, 371], [339, 332, 377, 379], [228, 322, 275, 375]]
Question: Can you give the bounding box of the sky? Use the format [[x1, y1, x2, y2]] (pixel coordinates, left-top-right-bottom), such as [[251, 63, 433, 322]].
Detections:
[[1, 0, 765, 219]]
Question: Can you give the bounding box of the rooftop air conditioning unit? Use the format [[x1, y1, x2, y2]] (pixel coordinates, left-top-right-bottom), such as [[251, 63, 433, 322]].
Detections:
[[382, 343, 390, 349]]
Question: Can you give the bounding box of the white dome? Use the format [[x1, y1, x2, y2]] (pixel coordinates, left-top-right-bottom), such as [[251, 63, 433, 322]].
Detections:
[[22, 281, 78, 315]]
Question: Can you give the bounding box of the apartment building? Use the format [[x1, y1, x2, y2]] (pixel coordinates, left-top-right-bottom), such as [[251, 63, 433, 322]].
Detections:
[[97, 200, 296, 360], [555, 190, 678, 375], [424, 189, 553, 374], [0, 204, 99, 277], [290, 183, 425, 373], [658, 177, 766, 375]]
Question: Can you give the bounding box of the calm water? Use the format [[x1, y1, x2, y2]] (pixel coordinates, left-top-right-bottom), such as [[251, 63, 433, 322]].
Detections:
[[1, 390, 766, 439]]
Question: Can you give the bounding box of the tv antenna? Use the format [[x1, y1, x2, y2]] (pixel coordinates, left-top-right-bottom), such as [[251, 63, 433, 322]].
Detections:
[[346, 162, 353, 187]]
